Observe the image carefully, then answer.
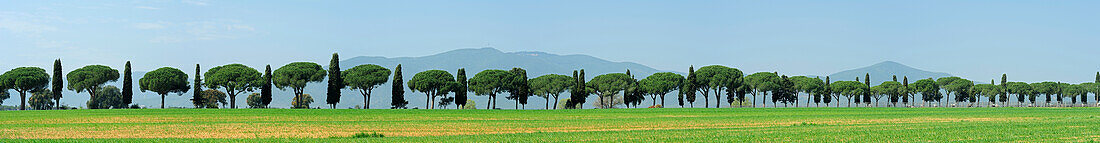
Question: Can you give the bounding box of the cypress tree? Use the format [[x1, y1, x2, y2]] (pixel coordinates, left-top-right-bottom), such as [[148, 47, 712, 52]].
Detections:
[[686, 66, 695, 107], [824, 76, 831, 107], [509, 68, 530, 109], [455, 68, 467, 107], [903, 76, 910, 105], [122, 61, 133, 107], [579, 70, 586, 108], [580, 69, 589, 108], [685, 66, 696, 108], [192, 64, 203, 108], [567, 69, 587, 109], [863, 73, 871, 106], [778, 75, 794, 107], [629, 69, 638, 108], [774, 71, 783, 107], [1001, 74, 1008, 106], [631, 70, 642, 108], [51, 58, 62, 108], [327, 53, 342, 109], [262, 65, 273, 108], [892, 75, 897, 82], [734, 78, 747, 107], [568, 70, 581, 108], [390, 64, 407, 109]]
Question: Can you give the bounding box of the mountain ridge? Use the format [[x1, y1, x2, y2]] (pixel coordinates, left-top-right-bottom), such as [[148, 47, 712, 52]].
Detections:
[[828, 61, 952, 85]]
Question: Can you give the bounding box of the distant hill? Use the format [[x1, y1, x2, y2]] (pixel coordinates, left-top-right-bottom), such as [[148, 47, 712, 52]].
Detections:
[[341, 47, 665, 77], [828, 61, 952, 85]]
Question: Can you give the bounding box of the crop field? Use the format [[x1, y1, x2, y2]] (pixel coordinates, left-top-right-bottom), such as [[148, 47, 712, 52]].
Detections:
[[1, 108, 1099, 142]]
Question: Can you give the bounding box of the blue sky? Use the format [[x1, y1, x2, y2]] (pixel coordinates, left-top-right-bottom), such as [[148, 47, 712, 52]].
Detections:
[[2, 0, 1099, 83]]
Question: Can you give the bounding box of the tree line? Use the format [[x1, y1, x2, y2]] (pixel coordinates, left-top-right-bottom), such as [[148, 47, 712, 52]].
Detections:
[[2, 54, 1098, 110]]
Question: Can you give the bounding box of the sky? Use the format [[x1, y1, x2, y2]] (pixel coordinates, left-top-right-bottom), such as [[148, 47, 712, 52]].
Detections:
[[2, 0, 1099, 84]]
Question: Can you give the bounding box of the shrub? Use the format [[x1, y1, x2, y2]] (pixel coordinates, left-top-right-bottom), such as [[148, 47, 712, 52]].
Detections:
[[461, 99, 477, 109], [247, 93, 264, 108], [729, 99, 752, 107], [557, 98, 581, 109], [29, 90, 54, 110], [349, 132, 384, 138]]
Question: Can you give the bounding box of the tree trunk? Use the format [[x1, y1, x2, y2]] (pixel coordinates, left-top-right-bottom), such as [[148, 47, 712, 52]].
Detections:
[[365, 89, 372, 109], [552, 95, 559, 109], [751, 93, 756, 108], [946, 93, 950, 107], [597, 96, 603, 108], [488, 93, 496, 109], [226, 88, 237, 109], [231, 94, 236, 109], [19, 90, 27, 110], [161, 94, 166, 109], [703, 90, 709, 108], [762, 91, 767, 108], [714, 90, 721, 108], [425, 91, 432, 109], [847, 97, 851, 107]]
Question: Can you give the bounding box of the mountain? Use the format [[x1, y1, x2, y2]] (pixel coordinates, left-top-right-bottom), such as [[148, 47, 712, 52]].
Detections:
[[342, 47, 665, 77], [828, 61, 952, 85], [331, 47, 671, 109]]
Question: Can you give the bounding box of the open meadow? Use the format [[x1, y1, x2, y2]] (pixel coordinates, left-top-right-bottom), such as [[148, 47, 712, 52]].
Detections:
[[1, 108, 1099, 142]]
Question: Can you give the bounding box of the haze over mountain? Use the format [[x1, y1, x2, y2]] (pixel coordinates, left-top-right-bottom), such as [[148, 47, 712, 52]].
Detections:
[[342, 47, 668, 78], [828, 61, 953, 85]]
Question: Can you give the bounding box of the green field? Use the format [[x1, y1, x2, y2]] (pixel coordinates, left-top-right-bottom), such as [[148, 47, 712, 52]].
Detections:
[[2, 108, 1099, 142]]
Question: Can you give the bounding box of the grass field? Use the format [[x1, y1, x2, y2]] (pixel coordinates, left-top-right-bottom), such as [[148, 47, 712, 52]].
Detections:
[[2, 108, 1099, 142]]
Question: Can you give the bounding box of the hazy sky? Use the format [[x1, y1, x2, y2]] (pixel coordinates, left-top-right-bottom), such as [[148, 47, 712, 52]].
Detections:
[[2, 0, 1098, 83]]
